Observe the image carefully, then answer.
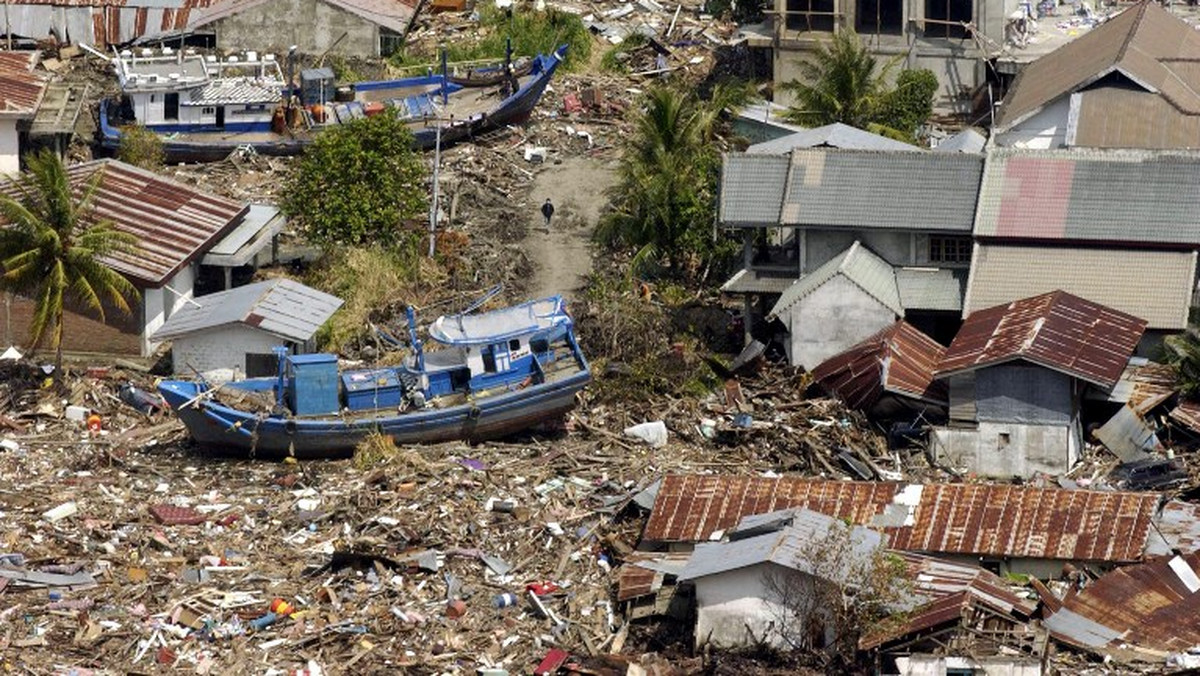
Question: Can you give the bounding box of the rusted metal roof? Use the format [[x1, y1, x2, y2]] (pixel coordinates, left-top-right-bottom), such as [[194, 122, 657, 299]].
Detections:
[[996, 1, 1200, 130], [938, 290, 1147, 389], [644, 475, 1160, 563], [615, 552, 689, 602], [811, 321, 947, 411], [0, 50, 45, 115], [1045, 551, 1200, 661], [0, 159, 245, 287]]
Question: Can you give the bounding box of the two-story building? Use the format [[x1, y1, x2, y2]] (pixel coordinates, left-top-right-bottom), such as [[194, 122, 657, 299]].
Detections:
[[719, 148, 983, 367]]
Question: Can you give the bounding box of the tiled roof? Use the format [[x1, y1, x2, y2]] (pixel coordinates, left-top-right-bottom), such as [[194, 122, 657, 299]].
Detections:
[[975, 148, 1200, 246], [151, 278, 343, 342], [718, 153, 788, 225], [0, 50, 45, 116], [895, 267, 964, 312], [746, 122, 919, 154], [0, 159, 246, 287], [811, 321, 948, 410], [643, 475, 1160, 563], [963, 245, 1195, 330], [995, 1, 1200, 130], [938, 290, 1147, 389], [769, 241, 902, 319], [780, 149, 982, 232]]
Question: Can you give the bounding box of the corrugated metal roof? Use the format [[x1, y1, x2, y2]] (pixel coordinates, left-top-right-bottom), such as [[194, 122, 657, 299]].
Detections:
[[151, 278, 342, 342], [995, 2, 1200, 130], [746, 122, 919, 155], [186, 79, 280, 105], [0, 50, 46, 115], [769, 241, 902, 319], [779, 149, 983, 232], [1044, 551, 1200, 661], [1072, 88, 1200, 150], [185, 0, 416, 34], [719, 268, 798, 295], [938, 290, 1147, 389], [963, 245, 1195, 331], [934, 128, 987, 154], [811, 321, 948, 410], [895, 267, 964, 312], [616, 552, 690, 602], [975, 148, 1200, 246], [718, 153, 788, 225], [678, 509, 883, 582], [0, 159, 245, 286], [643, 475, 1160, 563]]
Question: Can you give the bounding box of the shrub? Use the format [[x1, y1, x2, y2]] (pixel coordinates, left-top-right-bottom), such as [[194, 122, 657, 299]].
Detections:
[[117, 124, 165, 170]]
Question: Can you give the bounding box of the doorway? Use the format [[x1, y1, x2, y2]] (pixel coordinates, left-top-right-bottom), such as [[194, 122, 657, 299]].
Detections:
[[216, 106, 226, 129]]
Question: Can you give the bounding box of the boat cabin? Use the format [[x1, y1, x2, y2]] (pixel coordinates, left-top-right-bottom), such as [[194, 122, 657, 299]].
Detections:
[[113, 47, 284, 133]]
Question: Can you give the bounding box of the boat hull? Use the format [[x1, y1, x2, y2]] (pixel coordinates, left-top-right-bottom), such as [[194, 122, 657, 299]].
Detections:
[[159, 369, 589, 458], [99, 47, 565, 163]]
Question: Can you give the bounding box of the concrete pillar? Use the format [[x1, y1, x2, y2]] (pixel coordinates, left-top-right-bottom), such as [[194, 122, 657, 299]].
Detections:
[[223, 266, 232, 290], [742, 229, 754, 270]]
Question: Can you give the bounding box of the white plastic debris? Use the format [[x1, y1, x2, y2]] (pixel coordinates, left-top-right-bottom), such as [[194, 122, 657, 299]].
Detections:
[[43, 501, 78, 522], [65, 405, 90, 422], [624, 420, 668, 447], [0, 346, 21, 361]]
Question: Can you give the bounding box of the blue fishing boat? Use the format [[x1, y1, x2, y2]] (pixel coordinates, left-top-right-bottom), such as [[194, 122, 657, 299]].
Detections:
[[98, 45, 566, 163], [158, 297, 591, 457]]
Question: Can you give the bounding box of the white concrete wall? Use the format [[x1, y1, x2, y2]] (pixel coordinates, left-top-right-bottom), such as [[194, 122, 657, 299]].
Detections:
[[784, 275, 897, 369], [144, 264, 196, 355], [896, 655, 1043, 676], [932, 419, 1080, 478], [170, 324, 284, 375], [995, 97, 1070, 149], [0, 118, 19, 176], [693, 563, 833, 650]]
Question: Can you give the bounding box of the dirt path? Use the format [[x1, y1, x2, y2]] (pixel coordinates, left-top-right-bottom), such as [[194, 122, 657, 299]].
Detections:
[[524, 155, 618, 300]]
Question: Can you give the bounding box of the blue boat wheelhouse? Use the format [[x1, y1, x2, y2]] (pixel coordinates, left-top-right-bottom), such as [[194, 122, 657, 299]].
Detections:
[[158, 296, 591, 457]]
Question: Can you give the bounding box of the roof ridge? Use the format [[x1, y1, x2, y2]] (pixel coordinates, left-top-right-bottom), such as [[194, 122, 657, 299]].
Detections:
[[1116, 0, 1152, 63]]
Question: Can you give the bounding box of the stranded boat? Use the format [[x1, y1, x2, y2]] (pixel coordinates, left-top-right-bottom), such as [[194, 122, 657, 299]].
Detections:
[[158, 297, 591, 457], [99, 45, 566, 163]]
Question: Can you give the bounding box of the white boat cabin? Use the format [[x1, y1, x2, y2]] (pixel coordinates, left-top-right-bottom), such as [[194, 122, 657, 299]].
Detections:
[[114, 47, 285, 133]]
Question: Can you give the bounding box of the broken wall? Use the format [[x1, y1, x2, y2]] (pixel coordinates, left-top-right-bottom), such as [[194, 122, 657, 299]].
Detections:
[[932, 419, 1081, 478], [895, 654, 1044, 676], [205, 0, 383, 58]]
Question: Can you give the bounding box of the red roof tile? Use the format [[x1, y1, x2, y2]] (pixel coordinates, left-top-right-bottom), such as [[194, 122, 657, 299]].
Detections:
[[811, 321, 947, 410], [643, 475, 1159, 563], [937, 290, 1146, 388]]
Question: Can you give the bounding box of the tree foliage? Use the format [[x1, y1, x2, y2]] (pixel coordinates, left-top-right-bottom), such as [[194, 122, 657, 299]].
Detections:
[[597, 81, 750, 278], [781, 30, 937, 140], [117, 124, 165, 170], [0, 150, 137, 380], [281, 113, 427, 249], [1166, 330, 1200, 399]]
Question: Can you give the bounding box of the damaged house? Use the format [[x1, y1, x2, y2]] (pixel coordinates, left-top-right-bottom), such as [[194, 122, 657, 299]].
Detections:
[[993, 1, 1200, 150], [967, 148, 1200, 347], [931, 290, 1147, 479], [718, 149, 983, 368]]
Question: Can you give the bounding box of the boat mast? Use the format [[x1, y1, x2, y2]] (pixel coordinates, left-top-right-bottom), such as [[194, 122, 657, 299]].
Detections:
[[428, 120, 441, 258]]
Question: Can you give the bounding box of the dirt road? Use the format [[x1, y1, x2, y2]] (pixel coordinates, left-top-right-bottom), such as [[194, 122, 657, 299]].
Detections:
[[524, 155, 618, 299]]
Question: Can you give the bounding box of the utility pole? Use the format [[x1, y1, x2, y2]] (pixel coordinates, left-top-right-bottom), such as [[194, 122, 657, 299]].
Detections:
[[428, 120, 441, 258]]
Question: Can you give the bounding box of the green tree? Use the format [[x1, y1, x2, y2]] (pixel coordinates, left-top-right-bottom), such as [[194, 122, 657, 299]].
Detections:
[[116, 124, 165, 170], [281, 113, 427, 249], [597, 82, 750, 276], [781, 30, 937, 140], [0, 150, 137, 382], [1166, 331, 1200, 398]]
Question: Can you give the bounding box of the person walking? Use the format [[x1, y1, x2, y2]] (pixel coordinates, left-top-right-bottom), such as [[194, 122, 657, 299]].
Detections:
[[541, 198, 555, 232]]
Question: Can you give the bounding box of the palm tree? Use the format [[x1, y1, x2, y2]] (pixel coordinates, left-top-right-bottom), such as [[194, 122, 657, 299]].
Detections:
[[1166, 330, 1200, 399], [0, 149, 137, 383], [598, 82, 751, 275], [780, 29, 900, 129]]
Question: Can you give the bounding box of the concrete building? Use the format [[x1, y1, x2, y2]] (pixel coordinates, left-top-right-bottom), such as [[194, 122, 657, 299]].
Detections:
[[679, 508, 884, 650], [932, 291, 1147, 478], [993, 2, 1200, 150], [0, 51, 47, 175], [151, 278, 342, 377], [179, 0, 417, 58], [0, 159, 273, 357], [968, 148, 1200, 347], [718, 148, 983, 364]]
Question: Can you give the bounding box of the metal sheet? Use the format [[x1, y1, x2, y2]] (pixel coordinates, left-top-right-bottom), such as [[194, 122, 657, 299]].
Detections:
[[811, 320, 947, 410]]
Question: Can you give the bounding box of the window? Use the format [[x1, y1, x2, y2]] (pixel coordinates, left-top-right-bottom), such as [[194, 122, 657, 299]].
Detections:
[[786, 0, 835, 31], [482, 347, 497, 373], [202, 107, 215, 115], [997, 432, 1011, 448], [508, 339, 520, 352], [150, 94, 156, 103], [929, 236, 971, 264], [925, 0, 972, 38], [857, 0, 903, 34]]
